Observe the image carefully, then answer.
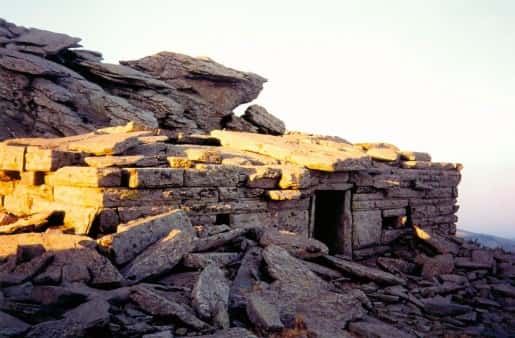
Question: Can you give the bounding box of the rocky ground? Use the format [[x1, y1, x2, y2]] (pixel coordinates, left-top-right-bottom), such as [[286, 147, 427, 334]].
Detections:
[[0, 209, 514, 338]]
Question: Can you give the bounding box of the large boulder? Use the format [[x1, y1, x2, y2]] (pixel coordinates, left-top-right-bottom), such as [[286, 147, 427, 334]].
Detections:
[[242, 104, 285, 135], [121, 52, 266, 134]]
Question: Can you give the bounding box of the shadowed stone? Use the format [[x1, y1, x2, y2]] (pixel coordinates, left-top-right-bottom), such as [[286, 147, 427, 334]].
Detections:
[[192, 264, 230, 328], [98, 209, 191, 265], [130, 285, 212, 332]]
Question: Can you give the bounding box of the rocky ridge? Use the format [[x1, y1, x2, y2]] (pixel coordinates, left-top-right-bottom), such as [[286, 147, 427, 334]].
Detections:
[[0, 18, 279, 140]]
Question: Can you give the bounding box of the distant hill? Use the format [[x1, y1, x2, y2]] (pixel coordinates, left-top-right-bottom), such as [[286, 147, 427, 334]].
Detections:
[[457, 229, 515, 252]]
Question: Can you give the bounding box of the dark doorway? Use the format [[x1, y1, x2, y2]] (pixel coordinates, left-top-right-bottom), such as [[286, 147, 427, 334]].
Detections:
[[314, 190, 346, 254]]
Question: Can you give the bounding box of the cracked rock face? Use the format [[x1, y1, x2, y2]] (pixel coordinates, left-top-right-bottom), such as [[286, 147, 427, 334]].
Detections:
[[0, 18, 270, 140]]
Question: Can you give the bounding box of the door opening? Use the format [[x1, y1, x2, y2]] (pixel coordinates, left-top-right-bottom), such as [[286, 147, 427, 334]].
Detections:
[[313, 190, 346, 254]]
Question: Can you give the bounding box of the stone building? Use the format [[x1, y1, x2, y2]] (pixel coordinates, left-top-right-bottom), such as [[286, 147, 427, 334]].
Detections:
[[0, 125, 462, 260], [0, 17, 462, 261]]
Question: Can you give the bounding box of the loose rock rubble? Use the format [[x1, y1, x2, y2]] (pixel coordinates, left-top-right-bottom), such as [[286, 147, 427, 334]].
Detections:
[[1, 211, 513, 337], [0, 18, 513, 338]]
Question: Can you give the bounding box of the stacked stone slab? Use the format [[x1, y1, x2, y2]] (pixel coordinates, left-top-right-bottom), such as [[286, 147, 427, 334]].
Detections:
[[0, 125, 462, 261]]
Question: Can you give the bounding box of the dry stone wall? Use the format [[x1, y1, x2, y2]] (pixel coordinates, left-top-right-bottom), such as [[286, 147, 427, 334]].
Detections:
[[0, 125, 461, 262]]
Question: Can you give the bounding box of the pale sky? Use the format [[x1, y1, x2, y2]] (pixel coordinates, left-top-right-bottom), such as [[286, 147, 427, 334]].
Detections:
[[4, 0, 515, 237]]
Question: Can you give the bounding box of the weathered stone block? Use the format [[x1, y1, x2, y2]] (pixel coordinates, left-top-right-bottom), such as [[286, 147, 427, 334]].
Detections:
[[184, 165, 242, 187], [192, 263, 231, 328], [245, 166, 281, 189], [259, 229, 328, 258], [125, 168, 184, 188], [25, 147, 83, 171], [50, 166, 122, 187], [125, 142, 168, 156], [0, 144, 25, 171], [242, 104, 286, 135], [85, 155, 162, 168], [218, 187, 264, 201], [352, 210, 382, 249], [54, 186, 106, 207], [353, 192, 385, 201], [13, 183, 53, 200], [122, 217, 194, 283], [183, 147, 222, 164], [66, 132, 144, 155], [98, 209, 192, 265]]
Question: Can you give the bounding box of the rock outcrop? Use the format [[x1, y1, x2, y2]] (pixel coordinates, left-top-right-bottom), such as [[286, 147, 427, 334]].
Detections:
[[0, 18, 274, 140]]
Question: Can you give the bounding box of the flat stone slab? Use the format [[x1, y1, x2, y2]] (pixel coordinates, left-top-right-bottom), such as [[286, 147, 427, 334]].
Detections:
[[130, 285, 212, 332], [211, 130, 371, 172], [0, 210, 57, 234], [65, 132, 146, 155], [263, 244, 327, 288], [122, 217, 195, 283], [259, 229, 328, 259], [25, 147, 84, 171], [85, 155, 162, 168], [192, 264, 231, 328], [98, 209, 192, 265], [323, 255, 407, 285], [125, 168, 184, 188]]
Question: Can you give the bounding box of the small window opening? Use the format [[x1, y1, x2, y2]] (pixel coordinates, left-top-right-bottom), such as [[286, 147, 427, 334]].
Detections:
[[215, 213, 231, 225], [382, 215, 410, 229]]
